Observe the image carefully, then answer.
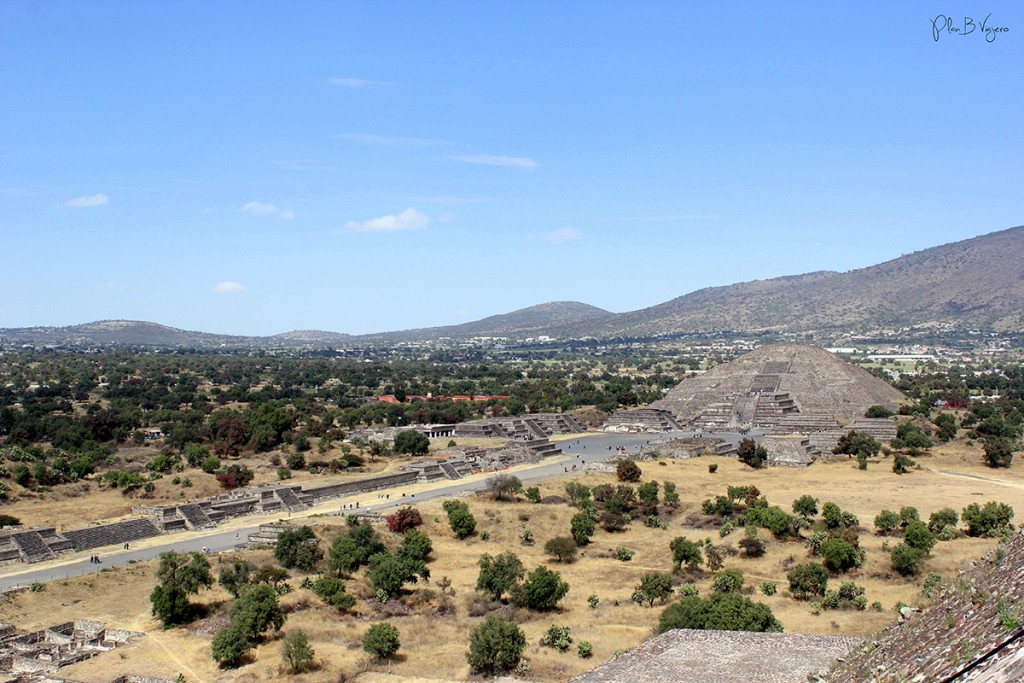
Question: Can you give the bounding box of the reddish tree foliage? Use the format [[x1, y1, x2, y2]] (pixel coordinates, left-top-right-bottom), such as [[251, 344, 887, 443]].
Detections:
[[386, 507, 423, 533]]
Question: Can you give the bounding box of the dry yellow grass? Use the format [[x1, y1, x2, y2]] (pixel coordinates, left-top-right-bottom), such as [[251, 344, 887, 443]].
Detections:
[[2, 438, 1023, 682]]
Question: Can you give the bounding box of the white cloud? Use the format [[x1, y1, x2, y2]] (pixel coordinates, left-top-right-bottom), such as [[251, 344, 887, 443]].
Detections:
[[346, 208, 430, 233], [211, 281, 246, 293], [454, 155, 539, 170], [241, 201, 278, 215], [542, 228, 582, 245], [338, 133, 445, 146], [328, 77, 392, 88], [66, 193, 108, 207]]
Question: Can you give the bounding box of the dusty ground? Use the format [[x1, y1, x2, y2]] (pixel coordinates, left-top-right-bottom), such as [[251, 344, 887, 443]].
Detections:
[[2, 437, 1022, 683]]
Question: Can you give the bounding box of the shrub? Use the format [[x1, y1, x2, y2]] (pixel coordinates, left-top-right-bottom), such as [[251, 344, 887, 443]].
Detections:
[[363, 622, 401, 659], [760, 581, 777, 596], [587, 594, 599, 609], [443, 500, 477, 539], [599, 510, 626, 532], [874, 509, 900, 535], [866, 405, 894, 418], [788, 563, 829, 600], [281, 630, 315, 673], [540, 624, 572, 652], [903, 520, 937, 554], [890, 543, 926, 576], [211, 625, 250, 668], [962, 501, 1014, 537], [577, 641, 593, 658], [616, 460, 641, 482], [615, 546, 634, 562], [792, 495, 819, 518], [821, 538, 860, 573], [466, 616, 526, 676], [215, 464, 253, 489], [544, 536, 578, 563], [525, 486, 541, 503], [564, 482, 591, 506], [517, 565, 569, 611], [928, 508, 959, 534], [708, 463, 718, 473], [712, 569, 744, 594], [200, 455, 221, 474], [892, 453, 916, 474], [487, 473, 523, 501], [921, 572, 943, 598], [309, 576, 356, 612], [739, 536, 766, 558], [571, 511, 596, 546], [658, 592, 782, 633]]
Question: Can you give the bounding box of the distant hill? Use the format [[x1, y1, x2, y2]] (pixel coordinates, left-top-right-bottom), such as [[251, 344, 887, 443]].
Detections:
[[359, 301, 614, 341], [550, 224, 1024, 337], [3, 226, 1022, 347]]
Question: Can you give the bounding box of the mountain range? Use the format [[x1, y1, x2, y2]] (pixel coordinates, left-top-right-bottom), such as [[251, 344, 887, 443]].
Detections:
[[3, 225, 1022, 348]]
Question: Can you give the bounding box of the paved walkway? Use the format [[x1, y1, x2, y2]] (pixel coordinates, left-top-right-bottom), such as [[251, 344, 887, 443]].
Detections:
[[0, 430, 754, 590]]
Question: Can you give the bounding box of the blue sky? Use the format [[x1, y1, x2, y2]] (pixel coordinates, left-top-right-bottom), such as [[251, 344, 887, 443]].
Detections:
[[2, 1, 1022, 336]]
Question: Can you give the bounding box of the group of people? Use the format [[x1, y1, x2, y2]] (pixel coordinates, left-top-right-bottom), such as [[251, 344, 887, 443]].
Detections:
[[88, 554, 101, 563]]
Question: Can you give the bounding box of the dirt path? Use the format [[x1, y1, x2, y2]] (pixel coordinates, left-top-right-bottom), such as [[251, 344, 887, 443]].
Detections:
[[928, 468, 1024, 489]]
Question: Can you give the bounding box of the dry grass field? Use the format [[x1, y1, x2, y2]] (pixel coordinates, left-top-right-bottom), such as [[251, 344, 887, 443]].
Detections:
[[3, 438, 1023, 683]]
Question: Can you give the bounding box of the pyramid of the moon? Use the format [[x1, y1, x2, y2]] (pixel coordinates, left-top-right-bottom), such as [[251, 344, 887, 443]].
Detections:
[[650, 345, 905, 431]]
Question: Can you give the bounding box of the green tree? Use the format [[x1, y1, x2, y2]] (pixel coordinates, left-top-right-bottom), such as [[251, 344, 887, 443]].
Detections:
[[363, 622, 401, 660], [737, 438, 767, 468], [792, 495, 818, 519], [476, 552, 525, 600], [328, 522, 385, 577], [517, 565, 569, 611], [983, 437, 1015, 468], [219, 559, 254, 598], [393, 430, 430, 455], [368, 550, 427, 600], [632, 572, 674, 607], [570, 511, 595, 547], [933, 413, 958, 442], [544, 536, 578, 563], [865, 405, 894, 418], [275, 526, 322, 571], [150, 551, 213, 626], [564, 482, 591, 507], [211, 625, 250, 668], [281, 630, 315, 673], [787, 563, 829, 600], [466, 616, 526, 676], [229, 583, 285, 639], [670, 537, 703, 572]]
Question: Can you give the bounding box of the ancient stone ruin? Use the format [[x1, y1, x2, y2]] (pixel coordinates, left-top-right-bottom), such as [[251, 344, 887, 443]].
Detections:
[[0, 619, 155, 682]]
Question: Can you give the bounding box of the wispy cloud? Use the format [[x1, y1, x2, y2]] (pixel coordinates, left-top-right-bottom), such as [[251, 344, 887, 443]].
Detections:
[[241, 201, 294, 219], [328, 77, 393, 88], [66, 193, 108, 207], [409, 195, 491, 205], [338, 133, 446, 146], [346, 208, 429, 233], [542, 228, 582, 245], [242, 201, 278, 215], [620, 213, 720, 222], [211, 281, 246, 293], [455, 155, 539, 170]]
